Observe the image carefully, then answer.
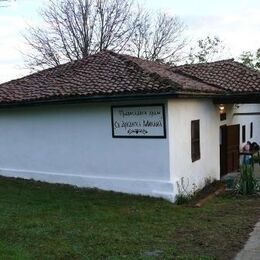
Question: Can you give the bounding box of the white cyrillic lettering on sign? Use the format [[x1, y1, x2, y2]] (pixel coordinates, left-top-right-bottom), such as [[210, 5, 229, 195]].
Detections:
[[111, 105, 166, 138]]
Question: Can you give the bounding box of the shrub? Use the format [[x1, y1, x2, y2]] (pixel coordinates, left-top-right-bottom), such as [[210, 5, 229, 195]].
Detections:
[[175, 177, 197, 205], [235, 165, 259, 195], [175, 193, 193, 205], [253, 155, 260, 164]]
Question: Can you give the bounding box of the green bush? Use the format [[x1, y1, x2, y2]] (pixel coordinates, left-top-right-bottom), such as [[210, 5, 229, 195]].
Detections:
[[235, 165, 259, 195], [253, 155, 260, 164], [175, 193, 193, 205], [175, 177, 198, 205]]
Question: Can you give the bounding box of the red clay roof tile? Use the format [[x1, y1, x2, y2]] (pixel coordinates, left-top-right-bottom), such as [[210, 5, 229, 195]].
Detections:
[[174, 59, 260, 93], [0, 51, 259, 105]]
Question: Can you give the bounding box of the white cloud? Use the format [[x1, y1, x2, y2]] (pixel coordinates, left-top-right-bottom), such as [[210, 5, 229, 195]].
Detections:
[[182, 7, 260, 57], [0, 16, 30, 83], [1, 0, 260, 83]]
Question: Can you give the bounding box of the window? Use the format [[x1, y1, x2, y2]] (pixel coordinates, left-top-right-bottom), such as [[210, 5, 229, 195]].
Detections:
[[242, 125, 246, 143], [191, 120, 200, 162], [250, 122, 253, 138], [220, 113, 226, 121]]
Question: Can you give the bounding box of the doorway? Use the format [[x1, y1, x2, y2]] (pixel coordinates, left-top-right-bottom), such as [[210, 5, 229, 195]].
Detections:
[[220, 124, 240, 176]]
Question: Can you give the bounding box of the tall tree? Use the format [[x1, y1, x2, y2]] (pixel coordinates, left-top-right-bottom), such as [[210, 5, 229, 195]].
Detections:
[[23, 0, 186, 70], [187, 36, 225, 64], [130, 10, 186, 64], [239, 49, 260, 70]]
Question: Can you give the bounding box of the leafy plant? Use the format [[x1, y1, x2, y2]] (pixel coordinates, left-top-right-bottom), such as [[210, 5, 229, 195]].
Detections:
[[234, 165, 259, 195], [175, 177, 197, 205], [188, 35, 226, 64], [175, 193, 192, 205], [253, 155, 260, 164], [204, 177, 215, 187], [239, 48, 260, 70]]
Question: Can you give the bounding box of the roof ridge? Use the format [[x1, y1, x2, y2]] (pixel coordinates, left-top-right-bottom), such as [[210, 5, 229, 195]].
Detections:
[[174, 58, 260, 78], [229, 59, 260, 77], [173, 58, 260, 93], [0, 51, 109, 86], [108, 51, 181, 90], [0, 59, 74, 87], [0, 50, 258, 106], [170, 60, 236, 92], [99, 52, 240, 93], [173, 69, 231, 92], [175, 58, 235, 69]]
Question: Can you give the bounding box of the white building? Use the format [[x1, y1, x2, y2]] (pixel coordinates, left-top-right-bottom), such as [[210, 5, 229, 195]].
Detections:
[[0, 51, 259, 202]]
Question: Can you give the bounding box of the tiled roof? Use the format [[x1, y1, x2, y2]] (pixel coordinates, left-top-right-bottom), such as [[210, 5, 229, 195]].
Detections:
[[0, 51, 175, 104], [0, 51, 259, 105], [174, 59, 260, 93], [123, 55, 223, 93]]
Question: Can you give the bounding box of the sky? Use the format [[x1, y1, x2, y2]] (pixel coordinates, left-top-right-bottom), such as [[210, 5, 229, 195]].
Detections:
[[0, 0, 260, 83]]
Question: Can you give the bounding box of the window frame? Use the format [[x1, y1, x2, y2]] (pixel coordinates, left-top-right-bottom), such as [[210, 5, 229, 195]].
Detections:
[[242, 125, 246, 143], [220, 112, 226, 121], [250, 122, 253, 139], [191, 120, 201, 162]]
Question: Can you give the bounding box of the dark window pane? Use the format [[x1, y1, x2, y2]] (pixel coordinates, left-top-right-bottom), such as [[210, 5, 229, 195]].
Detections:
[[191, 120, 200, 162], [220, 113, 226, 121], [242, 125, 246, 143], [250, 122, 253, 138]]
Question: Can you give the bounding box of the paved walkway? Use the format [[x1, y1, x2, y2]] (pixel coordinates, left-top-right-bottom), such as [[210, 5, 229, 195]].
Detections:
[[235, 221, 260, 260], [222, 164, 260, 187], [234, 163, 260, 260], [221, 164, 260, 259], [253, 164, 260, 179]]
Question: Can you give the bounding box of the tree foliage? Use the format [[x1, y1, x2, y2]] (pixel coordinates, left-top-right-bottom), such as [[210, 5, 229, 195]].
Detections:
[[239, 49, 260, 70], [24, 0, 186, 70], [187, 36, 225, 64], [130, 9, 186, 64]]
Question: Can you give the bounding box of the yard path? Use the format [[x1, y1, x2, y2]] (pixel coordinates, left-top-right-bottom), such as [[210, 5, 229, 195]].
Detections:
[[254, 164, 260, 179], [222, 163, 260, 182], [235, 164, 260, 260], [235, 221, 260, 260]]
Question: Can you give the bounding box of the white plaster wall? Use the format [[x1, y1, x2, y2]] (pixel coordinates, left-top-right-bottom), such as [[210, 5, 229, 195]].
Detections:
[[223, 104, 260, 147], [0, 102, 174, 201], [168, 99, 220, 197]]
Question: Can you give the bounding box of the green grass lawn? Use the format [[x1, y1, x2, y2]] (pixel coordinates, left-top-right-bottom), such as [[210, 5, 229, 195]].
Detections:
[[0, 177, 259, 259]]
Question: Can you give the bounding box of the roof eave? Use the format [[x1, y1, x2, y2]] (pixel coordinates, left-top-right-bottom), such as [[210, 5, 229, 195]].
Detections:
[[0, 91, 258, 109], [0, 91, 222, 108], [213, 92, 260, 104]]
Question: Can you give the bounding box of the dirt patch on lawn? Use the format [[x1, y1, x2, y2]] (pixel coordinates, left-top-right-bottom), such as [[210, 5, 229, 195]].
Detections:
[[189, 180, 226, 206]]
